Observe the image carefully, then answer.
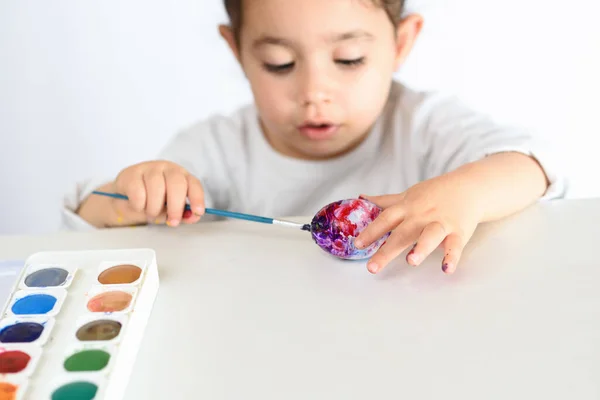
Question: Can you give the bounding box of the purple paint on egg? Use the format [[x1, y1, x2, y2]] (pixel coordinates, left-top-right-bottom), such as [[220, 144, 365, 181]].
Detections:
[[310, 199, 389, 260]]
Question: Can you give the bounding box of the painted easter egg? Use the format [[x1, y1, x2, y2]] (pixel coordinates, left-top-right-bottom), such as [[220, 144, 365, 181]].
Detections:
[[310, 198, 389, 260]]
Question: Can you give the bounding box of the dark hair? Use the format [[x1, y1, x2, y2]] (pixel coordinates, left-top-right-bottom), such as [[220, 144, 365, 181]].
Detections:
[[224, 0, 406, 44]]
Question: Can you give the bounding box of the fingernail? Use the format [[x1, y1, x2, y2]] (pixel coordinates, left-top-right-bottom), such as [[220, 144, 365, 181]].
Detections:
[[407, 248, 420, 265], [195, 206, 205, 215], [167, 219, 179, 227], [354, 239, 363, 249], [442, 262, 451, 273], [367, 261, 379, 274], [154, 218, 162, 225]]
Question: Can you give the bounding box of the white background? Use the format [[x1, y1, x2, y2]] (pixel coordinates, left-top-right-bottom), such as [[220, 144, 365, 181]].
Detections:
[[1, 0, 599, 235]]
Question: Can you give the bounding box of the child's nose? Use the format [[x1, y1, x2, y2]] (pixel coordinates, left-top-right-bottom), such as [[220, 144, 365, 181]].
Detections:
[[298, 69, 332, 106]]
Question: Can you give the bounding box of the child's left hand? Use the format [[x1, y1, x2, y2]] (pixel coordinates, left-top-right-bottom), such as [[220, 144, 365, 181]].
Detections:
[[354, 174, 482, 275]]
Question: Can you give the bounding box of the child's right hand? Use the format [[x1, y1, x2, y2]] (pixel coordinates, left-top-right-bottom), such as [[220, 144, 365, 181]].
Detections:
[[77, 161, 205, 228]]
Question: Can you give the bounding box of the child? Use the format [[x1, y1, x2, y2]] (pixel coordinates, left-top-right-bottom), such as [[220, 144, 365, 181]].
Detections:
[[63, 0, 566, 275]]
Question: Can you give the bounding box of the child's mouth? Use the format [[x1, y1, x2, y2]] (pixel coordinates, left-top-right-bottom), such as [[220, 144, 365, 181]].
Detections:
[[298, 122, 340, 140]]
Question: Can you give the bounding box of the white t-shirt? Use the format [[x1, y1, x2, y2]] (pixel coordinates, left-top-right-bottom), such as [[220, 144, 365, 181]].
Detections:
[[62, 80, 567, 230]]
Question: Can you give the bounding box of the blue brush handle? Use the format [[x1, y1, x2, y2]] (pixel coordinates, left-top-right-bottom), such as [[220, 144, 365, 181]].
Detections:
[[91, 190, 273, 224]]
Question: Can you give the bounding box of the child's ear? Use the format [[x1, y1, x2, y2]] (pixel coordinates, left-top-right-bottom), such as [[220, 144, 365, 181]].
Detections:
[[218, 24, 241, 63], [393, 14, 424, 70]]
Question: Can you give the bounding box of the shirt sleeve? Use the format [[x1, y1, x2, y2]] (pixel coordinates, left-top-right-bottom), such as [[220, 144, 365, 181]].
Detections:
[[60, 177, 112, 231], [417, 94, 568, 200]]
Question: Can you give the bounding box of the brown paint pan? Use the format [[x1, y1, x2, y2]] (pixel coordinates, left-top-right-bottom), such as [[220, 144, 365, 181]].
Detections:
[[95, 262, 145, 286], [72, 315, 128, 344]]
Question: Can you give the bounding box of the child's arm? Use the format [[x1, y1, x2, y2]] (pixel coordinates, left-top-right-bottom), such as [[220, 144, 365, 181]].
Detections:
[[355, 151, 548, 275], [440, 150, 549, 223], [354, 90, 565, 275]]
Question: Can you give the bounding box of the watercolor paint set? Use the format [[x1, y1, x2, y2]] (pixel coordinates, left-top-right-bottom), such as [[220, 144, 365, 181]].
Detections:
[[0, 248, 159, 400]]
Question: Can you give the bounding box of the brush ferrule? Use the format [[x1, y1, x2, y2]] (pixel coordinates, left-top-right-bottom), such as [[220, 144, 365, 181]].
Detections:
[[273, 220, 308, 230]]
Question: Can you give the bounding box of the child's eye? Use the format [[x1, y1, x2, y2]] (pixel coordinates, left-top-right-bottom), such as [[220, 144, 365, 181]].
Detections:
[[335, 57, 365, 67], [263, 62, 294, 74]]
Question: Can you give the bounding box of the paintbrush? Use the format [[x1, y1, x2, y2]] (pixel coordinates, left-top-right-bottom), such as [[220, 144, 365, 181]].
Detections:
[[91, 190, 311, 231]]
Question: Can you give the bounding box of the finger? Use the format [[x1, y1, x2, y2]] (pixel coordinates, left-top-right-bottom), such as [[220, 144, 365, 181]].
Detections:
[[366, 221, 420, 274], [148, 211, 168, 226], [406, 222, 447, 266], [143, 169, 167, 218], [186, 175, 205, 216], [359, 193, 404, 209], [181, 204, 204, 225], [164, 169, 188, 227], [178, 176, 204, 225], [355, 206, 405, 250], [441, 233, 466, 274], [118, 174, 146, 213], [180, 208, 196, 224]]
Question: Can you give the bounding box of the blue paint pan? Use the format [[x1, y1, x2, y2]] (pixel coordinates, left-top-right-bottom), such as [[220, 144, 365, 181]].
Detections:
[[12, 294, 57, 315], [7, 289, 66, 317]]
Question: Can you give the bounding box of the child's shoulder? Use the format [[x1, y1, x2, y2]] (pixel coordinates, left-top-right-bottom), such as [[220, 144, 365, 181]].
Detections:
[[173, 104, 259, 143], [156, 103, 262, 171], [384, 79, 500, 141], [387, 80, 474, 120]]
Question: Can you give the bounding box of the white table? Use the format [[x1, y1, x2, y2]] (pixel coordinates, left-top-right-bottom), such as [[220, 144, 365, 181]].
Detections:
[[1, 199, 600, 399]]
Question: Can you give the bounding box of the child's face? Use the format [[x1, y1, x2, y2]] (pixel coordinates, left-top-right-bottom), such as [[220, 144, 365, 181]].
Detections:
[[221, 0, 422, 160]]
